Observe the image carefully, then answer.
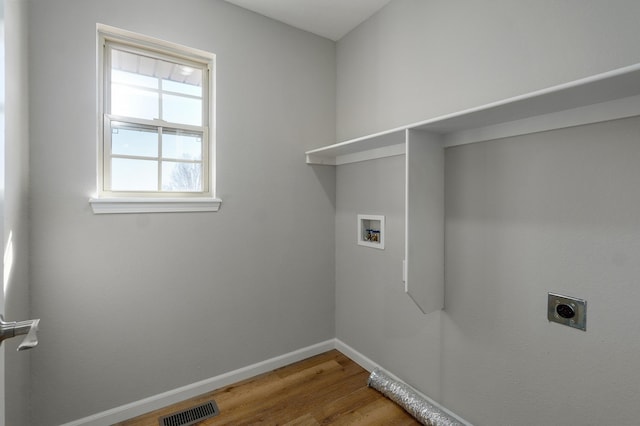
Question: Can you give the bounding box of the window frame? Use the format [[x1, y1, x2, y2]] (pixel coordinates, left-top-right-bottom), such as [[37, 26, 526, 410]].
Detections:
[[91, 24, 220, 214]]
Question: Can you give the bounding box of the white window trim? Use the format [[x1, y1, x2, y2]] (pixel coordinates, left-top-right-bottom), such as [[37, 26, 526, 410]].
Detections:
[[91, 24, 220, 214], [89, 197, 221, 214]]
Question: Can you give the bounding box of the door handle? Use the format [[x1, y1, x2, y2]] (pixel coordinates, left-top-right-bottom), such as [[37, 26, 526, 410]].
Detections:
[[0, 316, 40, 351]]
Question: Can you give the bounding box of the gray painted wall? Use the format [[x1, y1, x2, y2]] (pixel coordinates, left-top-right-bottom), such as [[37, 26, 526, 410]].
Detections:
[[4, 0, 31, 424], [335, 1, 640, 425], [443, 117, 640, 425], [336, 156, 443, 399], [27, 1, 335, 424], [337, 0, 640, 141], [22, 0, 640, 424]]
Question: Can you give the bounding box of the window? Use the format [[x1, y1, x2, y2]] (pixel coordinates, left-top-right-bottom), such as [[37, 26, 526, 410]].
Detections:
[[91, 25, 220, 213]]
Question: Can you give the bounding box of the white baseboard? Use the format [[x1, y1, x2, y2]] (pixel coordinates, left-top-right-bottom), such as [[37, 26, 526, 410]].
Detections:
[[334, 338, 382, 372], [61, 339, 335, 426], [334, 338, 473, 426], [62, 338, 471, 426]]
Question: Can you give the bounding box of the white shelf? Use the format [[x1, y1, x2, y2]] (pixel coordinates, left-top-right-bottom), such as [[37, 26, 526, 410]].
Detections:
[[305, 130, 405, 165], [305, 63, 640, 165], [311, 62, 640, 315]]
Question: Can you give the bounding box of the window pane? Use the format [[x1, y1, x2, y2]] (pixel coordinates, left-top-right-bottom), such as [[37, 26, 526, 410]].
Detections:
[[162, 131, 202, 161], [111, 49, 159, 89], [162, 161, 202, 192], [112, 125, 158, 157], [163, 78, 202, 97], [112, 69, 158, 89], [111, 84, 158, 120], [162, 94, 202, 126], [102, 36, 212, 197], [111, 158, 158, 191]]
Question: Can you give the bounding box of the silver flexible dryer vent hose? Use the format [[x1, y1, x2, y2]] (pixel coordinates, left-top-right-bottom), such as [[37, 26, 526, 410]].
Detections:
[[367, 368, 463, 426]]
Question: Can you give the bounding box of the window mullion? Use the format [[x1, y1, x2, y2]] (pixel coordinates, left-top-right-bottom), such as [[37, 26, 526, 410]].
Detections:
[[202, 126, 209, 192], [106, 115, 203, 133], [158, 127, 163, 191], [104, 45, 111, 114], [103, 116, 113, 192], [158, 75, 163, 121]]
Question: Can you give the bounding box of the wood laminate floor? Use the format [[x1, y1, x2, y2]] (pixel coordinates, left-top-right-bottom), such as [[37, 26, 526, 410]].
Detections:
[[116, 350, 420, 425]]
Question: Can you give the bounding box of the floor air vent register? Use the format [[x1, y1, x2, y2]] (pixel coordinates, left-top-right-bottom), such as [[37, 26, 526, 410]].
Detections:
[[159, 400, 220, 426]]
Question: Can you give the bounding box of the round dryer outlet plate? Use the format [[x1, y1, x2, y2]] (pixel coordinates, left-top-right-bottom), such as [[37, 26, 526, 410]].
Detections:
[[547, 292, 587, 331]]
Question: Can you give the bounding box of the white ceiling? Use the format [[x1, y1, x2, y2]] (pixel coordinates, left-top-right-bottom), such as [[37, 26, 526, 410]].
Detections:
[[223, 0, 392, 41]]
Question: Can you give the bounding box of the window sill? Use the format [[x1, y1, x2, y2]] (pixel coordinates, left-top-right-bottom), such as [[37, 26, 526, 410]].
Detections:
[[89, 197, 222, 214]]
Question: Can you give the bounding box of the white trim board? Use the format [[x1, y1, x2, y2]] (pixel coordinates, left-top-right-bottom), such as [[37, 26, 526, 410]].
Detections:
[[443, 93, 640, 147], [306, 129, 405, 165], [89, 197, 222, 214], [334, 339, 473, 426], [305, 62, 640, 165], [61, 338, 472, 426], [306, 142, 405, 166]]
